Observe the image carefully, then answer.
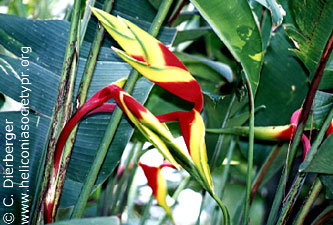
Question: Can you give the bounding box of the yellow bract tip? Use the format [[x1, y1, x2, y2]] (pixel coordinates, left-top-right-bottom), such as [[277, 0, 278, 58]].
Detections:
[[112, 77, 127, 88]]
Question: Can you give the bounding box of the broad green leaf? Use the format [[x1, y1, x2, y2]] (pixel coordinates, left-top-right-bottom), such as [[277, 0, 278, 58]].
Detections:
[[0, 14, 174, 77], [255, 28, 308, 125], [175, 52, 234, 83], [147, 0, 162, 10], [173, 27, 211, 46], [254, 0, 285, 26], [285, 0, 333, 75], [305, 91, 333, 130], [319, 57, 333, 90], [304, 135, 333, 174], [190, 0, 263, 93], [0, 112, 50, 219], [320, 175, 333, 197], [50, 217, 119, 225]]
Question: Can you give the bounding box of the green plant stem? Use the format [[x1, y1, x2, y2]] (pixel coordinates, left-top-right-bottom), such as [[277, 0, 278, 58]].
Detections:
[[276, 172, 307, 225], [117, 143, 146, 214], [139, 196, 154, 225], [270, 32, 333, 225], [219, 139, 236, 195], [52, 50, 80, 218], [242, 79, 255, 225], [80, 0, 96, 45], [70, 69, 138, 219], [266, 127, 303, 225], [211, 139, 235, 225], [232, 144, 283, 225], [294, 178, 322, 225], [110, 143, 142, 215], [276, 104, 333, 224], [210, 94, 236, 169], [76, 0, 114, 107], [46, 0, 117, 220], [32, 0, 82, 223], [211, 192, 230, 225], [70, 0, 174, 219], [148, 0, 174, 36]]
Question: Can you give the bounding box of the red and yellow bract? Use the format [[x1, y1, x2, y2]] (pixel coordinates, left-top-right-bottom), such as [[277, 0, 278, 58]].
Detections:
[[139, 162, 176, 219], [91, 7, 213, 189]]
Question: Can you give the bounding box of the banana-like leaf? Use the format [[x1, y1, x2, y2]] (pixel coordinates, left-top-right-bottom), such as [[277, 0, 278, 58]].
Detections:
[[50, 216, 120, 225], [190, 0, 263, 94], [285, 0, 333, 75], [303, 135, 333, 174], [254, 0, 285, 26], [255, 28, 308, 126]]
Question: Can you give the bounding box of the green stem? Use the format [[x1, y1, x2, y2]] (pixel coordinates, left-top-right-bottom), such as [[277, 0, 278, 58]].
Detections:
[[242, 79, 255, 225], [80, 0, 96, 45], [211, 140, 235, 225], [111, 143, 142, 215], [266, 127, 303, 225], [76, 0, 114, 107], [210, 94, 236, 169], [275, 104, 333, 224], [276, 172, 307, 225], [211, 192, 230, 225], [46, 0, 118, 219], [232, 144, 283, 225], [70, 0, 174, 218], [294, 178, 322, 225], [148, 0, 174, 36], [219, 139, 236, 197], [32, 0, 82, 223], [139, 196, 154, 225], [117, 143, 145, 214]]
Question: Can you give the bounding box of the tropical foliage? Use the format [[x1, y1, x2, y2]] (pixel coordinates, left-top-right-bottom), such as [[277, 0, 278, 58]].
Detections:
[[0, 0, 332, 225]]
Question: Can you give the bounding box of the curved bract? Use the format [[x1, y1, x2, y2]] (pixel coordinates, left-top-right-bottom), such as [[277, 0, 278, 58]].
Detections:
[[44, 80, 183, 223], [91, 7, 212, 189], [139, 162, 176, 221]]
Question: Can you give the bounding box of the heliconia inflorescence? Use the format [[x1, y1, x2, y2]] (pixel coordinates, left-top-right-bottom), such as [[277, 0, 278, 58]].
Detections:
[[45, 9, 218, 223], [207, 109, 312, 161], [91, 7, 214, 198]]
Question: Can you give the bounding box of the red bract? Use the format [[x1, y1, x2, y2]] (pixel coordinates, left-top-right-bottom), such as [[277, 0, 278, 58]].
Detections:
[[139, 162, 176, 219], [326, 121, 333, 136], [44, 79, 183, 223]]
